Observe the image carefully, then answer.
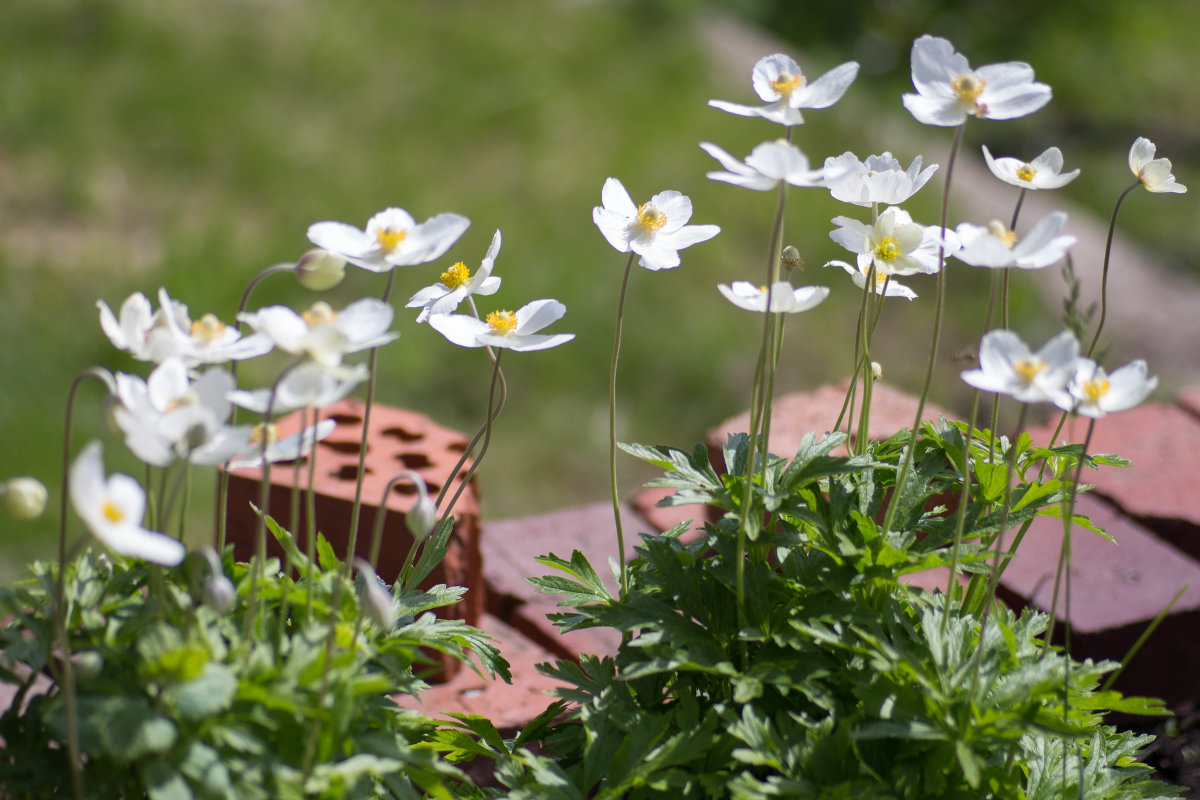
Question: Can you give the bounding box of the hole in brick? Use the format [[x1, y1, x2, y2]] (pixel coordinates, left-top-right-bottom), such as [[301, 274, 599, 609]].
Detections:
[[333, 465, 372, 481], [273, 458, 309, 468], [392, 483, 418, 496], [396, 453, 433, 469], [447, 440, 468, 453], [320, 440, 362, 454], [426, 482, 442, 494], [327, 413, 363, 427], [382, 426, 424, 442]]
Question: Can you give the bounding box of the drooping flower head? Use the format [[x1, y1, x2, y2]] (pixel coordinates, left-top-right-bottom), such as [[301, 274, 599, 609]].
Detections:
[[226, 418, 338, 471], [961, 329, 1079, 404], [1055, 358, 1158, 418], [307, 207, 470, 272], [429, 299, 574, 352], [709, 53, 859, 127], [700, 140, 829, 191], [1128, 137, 1187, 194], [982, 146, 1079, 190], [717, 281, 830, 314], [238, 298, 398, 368], [902, 35, 1051, 126], [823, 260, 918, 300], [829, 206, 955, 277], [953, 211, 1075, 270], [407, 229, 503, 322], [592, 178, 719, 271], [824, 151, 938, 207]]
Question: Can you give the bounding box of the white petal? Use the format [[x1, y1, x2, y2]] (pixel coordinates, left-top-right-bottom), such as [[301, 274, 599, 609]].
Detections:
[[794, 61, 858, 109], [387, 213, 471, 267], [902, 93, 966, 127], [429, 314, 488, 348], [307, 221, 375, 259], [515, 299, 566, 334]]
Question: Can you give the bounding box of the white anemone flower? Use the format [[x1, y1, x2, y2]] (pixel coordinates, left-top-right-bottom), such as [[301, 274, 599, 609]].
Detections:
[[307, 207, 470, 272], [226, 419, 338, 470], [229, 362, 369, 416], [1055, 359, 1158, 418], [700, 140, 828, 191], [238, 298, 398, 368], [113, 359, 252, 467], [592, 178, 719, 271], [823, 260, 918, 300], [982, 146, 1079, 190], [824, 152, 938, 207], [830, 206, 955, 277], [717, 281, 830, 313], [709, 53, 859, 127], [406, 229, 503, 323], [429, 299, 574, 352], [1128, 137, 1187, 194], [70, 442, 186, 566], [98, 289, 272, 367], [902, 35, 1051, 127], [953, 212, 1075, 270], [961, 329, 1080, 404]]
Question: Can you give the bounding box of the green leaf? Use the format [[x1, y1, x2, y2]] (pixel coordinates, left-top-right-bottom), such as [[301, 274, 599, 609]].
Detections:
[[529, 550, 615, 605], [409, 517, 454, 587], [142, 759, 193, 800], [164, 663, 237, 720]]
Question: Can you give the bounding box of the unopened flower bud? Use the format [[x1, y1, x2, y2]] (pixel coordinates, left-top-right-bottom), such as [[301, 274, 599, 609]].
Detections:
[[204, 574, 236, 615], [73, 650, 104, 683], [781, 246, 804, 272], [295, 249, 346, 292], [871, 361, 883, 382], [1, 477, 48, 519], [354, 558, 396, 631], [408, 496, 437, 542]]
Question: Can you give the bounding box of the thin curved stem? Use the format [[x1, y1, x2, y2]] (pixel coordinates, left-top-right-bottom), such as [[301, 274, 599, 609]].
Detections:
[[436, 351, 503, 536], [608, 252, 636, 599], [1042, 417, 1096, 657], [1087, 182, 1138, 358]]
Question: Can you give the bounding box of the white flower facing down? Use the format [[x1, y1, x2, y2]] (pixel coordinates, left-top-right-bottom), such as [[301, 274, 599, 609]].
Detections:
[[592, 178, 719, 270], [717, 281, 830, 313], [1129, 137, 1187, 194], [982, 146, 1079, 190], [226, 419, 338, 471], [709, 53, 859, 127], [961, 329, 1080, 404], [830, 206, 956, 277], [902, 35, 1051, 127], [700, 140, 828, 191], [238, 298, 398, 368], [1056, 358, 1158, 418], [953, 212, 1075, 270], [824, 151, 938, 207], [98, 289, 272, 367], [307, 207, 471, 273], [429, 299, 574, 352], [823, 260, 918, 300], [70, 442, 185, 566], [354, 558, 397, 631], [407, 229, 503, 323]]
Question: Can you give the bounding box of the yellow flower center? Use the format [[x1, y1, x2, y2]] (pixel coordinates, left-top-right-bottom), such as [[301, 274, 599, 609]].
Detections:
[[375, 226, 407, 253], [986, 220, 1018, 248], [1016, 163, 1038, 182], [874, 270, 890, 288], [251, 422, 278, 447], [302, 301, 338, 327], [190, 313, 227, 344], [440, 262, 471, 289], [102, 500, 124, 523], [769, 71, 805, 98], [636, 203, 667, 232], [1082, 376, 1111, 405], [873, 236, 901, 262], [486, 309, 518, 335], [165, 390, 199, 413], [952, 73, 986, 104], [1014, 358, 1045, 386]]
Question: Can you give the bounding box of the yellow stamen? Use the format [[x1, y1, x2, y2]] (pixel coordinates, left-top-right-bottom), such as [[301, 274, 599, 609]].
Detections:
[[874, 270, 890, 288], [440, 262, 471, 289], [1082, 377, 1110, 405], [251, 422, 278, 447], [952, 73, 986, 104], [486, 309, 518, 336], [636, 203, 667, 232], [102, 500, 124, 523], [375, 227, 407, 253], [873, 236, 901, 262], [769, 71, 805, 98], [1014, 358, 1045, 386], [302, 301, 338, 327], [1016, 163, 1038, 182], [190, 313, 227, 344], [165, 390, 198, 413], [986, 220, 1018, 248]]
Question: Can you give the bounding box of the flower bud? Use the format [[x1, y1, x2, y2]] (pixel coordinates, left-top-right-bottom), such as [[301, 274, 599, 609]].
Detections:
[[781, 245, 804, 272], [408, 496, 437, 542], [295, 249, 346, 292], [204, 574, 237, 615], [354, 558, 396, 631], [1, 477, 48, 519], [73, 650, 104, 683], [871, 361, 883, 382]]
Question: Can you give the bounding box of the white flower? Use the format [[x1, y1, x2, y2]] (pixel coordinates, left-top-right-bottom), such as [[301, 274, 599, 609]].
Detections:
[[709, 53, 859, 127], [592, 178, 719, 270], [982, 145, 1078, 190], [953, 212, 1075, 270], [307, 207, 470, 272], [961, 329, 1079, 404], [1, 477, 49, 519], [824, 151, 938, 207], [700, 140, 828, 191], [1128, 137, 1186, 194], [98, 289, 272, 367], [1056, 359, 1158, 418], [717, 281, 829, 313], [829, 206, 955, 276], [238, 298, 398, 368], [406, 229, 503, 323], [112, 359, 252, 467], [70, 442, 186, 566], [902, 35, 1051, 126], [823, 260, 918, 300], [226, 419, 338, 470], [230, 362, 369, 416], [429, 299, 574, 352], [354, 558, 396, 630]]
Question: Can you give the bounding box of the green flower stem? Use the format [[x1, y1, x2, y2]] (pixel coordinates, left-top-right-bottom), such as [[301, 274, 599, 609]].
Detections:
[[881, 123, 964, 536], [854, 267, 879, 456], [1087, 182, 1139, 359], [1042, 416, 1096, 657], [435, 350, 504, 539], [367, 471, 424, 578], [304, 415, 320, 620], [608, 252, 636, 599]]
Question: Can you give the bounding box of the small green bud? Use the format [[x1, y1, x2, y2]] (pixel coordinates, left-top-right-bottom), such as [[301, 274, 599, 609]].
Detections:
[[781, 246, 804, 271], [73, 650, 104, 683], [1, 477, 48, 519], [354, 558, 396, 631], [295, 249, 346, 291]]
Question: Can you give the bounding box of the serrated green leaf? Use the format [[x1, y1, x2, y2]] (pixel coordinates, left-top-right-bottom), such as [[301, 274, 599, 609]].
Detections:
[[142, 759, 193, 800], [165, 663, 237, 720]]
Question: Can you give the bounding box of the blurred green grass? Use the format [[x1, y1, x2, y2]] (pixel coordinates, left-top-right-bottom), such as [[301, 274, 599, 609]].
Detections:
[[0, 0, 1192, 580]]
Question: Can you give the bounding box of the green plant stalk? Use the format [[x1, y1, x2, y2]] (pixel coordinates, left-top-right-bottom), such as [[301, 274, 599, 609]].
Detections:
[[853, 266, 875, 456], [1100, 584, 1188, 692], [1042, 416, 1096, 657], [834, 280, 890, 435], [435, 350, 504, 535], [1087, 182, 1138, 359], [881, 123, 964, 535], [608, 252, 637, 599]]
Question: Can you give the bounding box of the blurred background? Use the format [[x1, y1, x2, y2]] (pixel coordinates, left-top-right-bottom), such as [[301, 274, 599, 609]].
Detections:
[[2, 0, 1195, 579]]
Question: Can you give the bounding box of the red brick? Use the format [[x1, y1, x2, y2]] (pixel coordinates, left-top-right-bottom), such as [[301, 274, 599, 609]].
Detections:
[[1176, 384, 1200, 420], [632, 485, 711, 540]]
